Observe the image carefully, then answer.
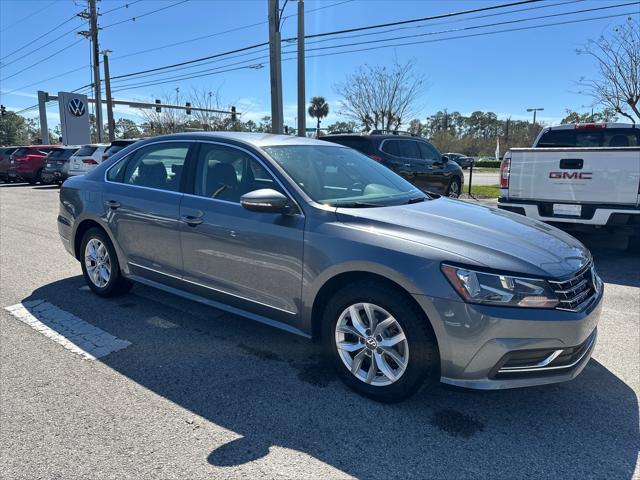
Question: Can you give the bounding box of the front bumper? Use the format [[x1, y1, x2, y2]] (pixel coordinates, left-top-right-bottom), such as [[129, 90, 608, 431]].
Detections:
[[413, 287, 603, 390]]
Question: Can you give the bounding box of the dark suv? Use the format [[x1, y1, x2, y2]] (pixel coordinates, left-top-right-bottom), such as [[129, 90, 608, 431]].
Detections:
[[322, 132, 464, 197]]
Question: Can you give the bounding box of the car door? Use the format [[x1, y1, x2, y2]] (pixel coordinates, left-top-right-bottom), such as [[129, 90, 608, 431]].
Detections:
[[103, 141, 193, 280], [417, 141, 449, 193], [179, 141, 305, 324]]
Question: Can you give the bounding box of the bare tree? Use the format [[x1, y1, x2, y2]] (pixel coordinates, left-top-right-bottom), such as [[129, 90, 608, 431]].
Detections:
[[334, 59, 424, 131], [578, 18, 640, 123], [138, 90, 188, 135]]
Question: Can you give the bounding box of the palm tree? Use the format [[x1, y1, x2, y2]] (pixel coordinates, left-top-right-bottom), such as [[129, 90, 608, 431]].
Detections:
[[307, 96, 329, 137]]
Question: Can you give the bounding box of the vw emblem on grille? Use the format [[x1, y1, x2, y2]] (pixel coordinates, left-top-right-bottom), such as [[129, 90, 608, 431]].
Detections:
[[67, 98, 86, 117]]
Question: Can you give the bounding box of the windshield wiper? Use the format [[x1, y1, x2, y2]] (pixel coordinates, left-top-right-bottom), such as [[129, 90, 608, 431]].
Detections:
[[404, 196, 427, 204], [331, 201, 382, 208]]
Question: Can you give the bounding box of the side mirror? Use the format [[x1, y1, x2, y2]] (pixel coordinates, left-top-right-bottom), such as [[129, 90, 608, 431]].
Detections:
[[240, 189, 295, 214], [441, 155, 449, 163]]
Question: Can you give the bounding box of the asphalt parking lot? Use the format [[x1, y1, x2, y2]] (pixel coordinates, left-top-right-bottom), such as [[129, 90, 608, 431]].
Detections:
[[1, 183, 638, 479]]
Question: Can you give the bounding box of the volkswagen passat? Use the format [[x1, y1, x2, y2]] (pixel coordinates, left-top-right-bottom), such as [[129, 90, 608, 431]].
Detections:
[[58, 133, 603, 402]]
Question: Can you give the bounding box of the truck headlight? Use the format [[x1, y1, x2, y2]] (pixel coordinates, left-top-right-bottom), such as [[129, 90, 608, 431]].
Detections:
[[441, 264, 559, 308]]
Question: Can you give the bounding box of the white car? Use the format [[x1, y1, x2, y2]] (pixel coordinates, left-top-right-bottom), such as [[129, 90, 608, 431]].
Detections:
[[498, 123, 640, 250], [67, 144, 109, 177]]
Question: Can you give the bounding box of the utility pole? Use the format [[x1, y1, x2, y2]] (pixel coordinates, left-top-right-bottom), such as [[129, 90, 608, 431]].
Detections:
[[88, 0, 104, 142], [297, 0, 305, 137], [101, 50, 115, 141], [268, 0, 284, 134]]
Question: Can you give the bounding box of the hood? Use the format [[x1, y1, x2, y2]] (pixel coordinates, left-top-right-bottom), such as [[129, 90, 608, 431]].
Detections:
[[335, 198, 590, 278]]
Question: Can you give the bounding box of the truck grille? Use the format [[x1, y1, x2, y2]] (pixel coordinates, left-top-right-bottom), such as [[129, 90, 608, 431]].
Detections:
[[549, 262, 599, 312]]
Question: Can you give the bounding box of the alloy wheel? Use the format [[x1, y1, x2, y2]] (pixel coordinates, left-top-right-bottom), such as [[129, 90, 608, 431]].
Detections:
[[448, 180, 460, 198], [84, 238, 111, 288], [335, 303, 409, 386]]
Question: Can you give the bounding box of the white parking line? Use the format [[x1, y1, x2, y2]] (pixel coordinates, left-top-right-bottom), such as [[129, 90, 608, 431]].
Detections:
[[4, 299, 131, 360]]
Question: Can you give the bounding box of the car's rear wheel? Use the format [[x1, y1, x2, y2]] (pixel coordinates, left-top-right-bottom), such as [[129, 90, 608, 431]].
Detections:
[[446, 177, 461, 198], [80, 227, 132, 297], [323, 282, 439, 403]]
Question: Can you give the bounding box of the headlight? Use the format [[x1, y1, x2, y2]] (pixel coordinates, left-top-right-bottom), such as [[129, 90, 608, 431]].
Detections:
[[441, 264, 559, 308]]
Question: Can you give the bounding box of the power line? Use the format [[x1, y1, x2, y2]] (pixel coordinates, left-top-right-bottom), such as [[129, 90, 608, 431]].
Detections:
[[110, 1, 632, 87], [100, 0, 143, 16], [110, 0, 353, 62], [0, 38, 85, 83], [0, 21, 85, 69], [0, 0, 57, 33], [110, 9, 637, 94], [1, 65, 87, 97], [0, 15, 79, 62], [108, 0, 545, 81], [101, 0, 189, 29]]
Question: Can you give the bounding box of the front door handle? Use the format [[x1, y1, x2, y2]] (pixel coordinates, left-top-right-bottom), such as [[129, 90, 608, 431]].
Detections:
[[180, 215, 204, 226], [105, 200, 120, 209]]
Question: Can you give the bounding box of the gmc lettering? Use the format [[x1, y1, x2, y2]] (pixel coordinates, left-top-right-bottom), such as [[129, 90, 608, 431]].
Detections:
[[549, 172, 593, 180]]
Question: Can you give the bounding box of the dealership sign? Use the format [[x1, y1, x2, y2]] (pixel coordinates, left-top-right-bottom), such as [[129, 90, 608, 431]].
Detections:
[[58, 91, 90, 145]]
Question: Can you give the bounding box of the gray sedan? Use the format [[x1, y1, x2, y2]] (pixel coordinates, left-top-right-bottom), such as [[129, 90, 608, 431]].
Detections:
[[58, 132, 602, 402]]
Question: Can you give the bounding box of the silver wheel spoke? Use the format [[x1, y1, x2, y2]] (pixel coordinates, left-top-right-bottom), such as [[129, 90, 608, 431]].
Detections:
[[375, 352, 399, 382], [373, 317, 395, 336], [351, 349, 367, 374], [84, 239, 111, 288], [349, 306, 367, 336], [365, 353, 377, 384], [381, 346, 405, 367], [336, 324, 364, 339], [363, 303, 377, 331], [337, 341, 364, 353], [379, 332, 406, 348]]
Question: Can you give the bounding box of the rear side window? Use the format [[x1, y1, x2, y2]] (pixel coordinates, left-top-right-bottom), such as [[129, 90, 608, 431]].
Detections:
[[324, 137, 373, 155], [381, 140, 400, 156], [75, 146, 98, 157], [13, 148, 30, 157], [397, 140, 421, 159], [537, 128, 640, 147], [121, 143, 190, 192]]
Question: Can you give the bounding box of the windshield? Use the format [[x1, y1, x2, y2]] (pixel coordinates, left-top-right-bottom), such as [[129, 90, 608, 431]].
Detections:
[[48, 148, 77, 159], [264, 145, 426, 207]]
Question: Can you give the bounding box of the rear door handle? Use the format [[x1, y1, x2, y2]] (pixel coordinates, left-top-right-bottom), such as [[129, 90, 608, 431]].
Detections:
[[180, 215, 204, 226], [105, 200, 120, 209]]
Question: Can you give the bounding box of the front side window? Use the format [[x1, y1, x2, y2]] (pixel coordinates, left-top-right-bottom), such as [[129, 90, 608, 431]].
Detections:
[[397, 140, 421, 159], [380, 140, 400, 156], [418, 142, 440, 161], [264, 145, 425, 207], [194, 143, 281, 203], [120, 143, 189, 192]]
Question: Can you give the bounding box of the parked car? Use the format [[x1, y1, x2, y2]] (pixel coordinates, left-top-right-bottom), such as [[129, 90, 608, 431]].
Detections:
[[41, 146, 79, 184], [8, 145, 58, 184], [67, 144, 109, 177], [322, 132, 464, 197], [0, 146, 18, 182], [59, 132, 602, 402], [498, 123, 640, 251], [101, 139, 142, 162], [443, 152, 474, 169]]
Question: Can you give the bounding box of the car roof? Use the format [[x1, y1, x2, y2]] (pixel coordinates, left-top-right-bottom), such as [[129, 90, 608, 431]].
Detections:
[[141, 131, 337, 148]]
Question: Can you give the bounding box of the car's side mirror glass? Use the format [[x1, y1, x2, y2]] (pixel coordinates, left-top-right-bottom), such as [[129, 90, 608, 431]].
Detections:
[[240, 189, 295, 214], [441, 155, 449, 163]]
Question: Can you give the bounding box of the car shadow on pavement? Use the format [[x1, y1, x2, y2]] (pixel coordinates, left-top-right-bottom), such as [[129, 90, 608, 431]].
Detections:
[[21, 276, 640, 479]]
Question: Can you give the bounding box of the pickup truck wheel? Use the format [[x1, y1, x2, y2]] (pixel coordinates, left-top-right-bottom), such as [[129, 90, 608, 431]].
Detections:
[[446, 177, 461, 198], [80, 228, 132, 297], [323, 282, 439, 403]]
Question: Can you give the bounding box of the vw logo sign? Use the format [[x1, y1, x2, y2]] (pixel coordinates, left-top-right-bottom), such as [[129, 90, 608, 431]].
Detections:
[[67, 98, 86, 117]]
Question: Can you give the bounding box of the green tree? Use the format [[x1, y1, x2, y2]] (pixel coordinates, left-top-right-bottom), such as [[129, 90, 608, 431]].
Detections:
[[560, 108, 618, 124], [307, 96, 329, 137], [326, 120, 357, 133], [0, 111, 39, 145]]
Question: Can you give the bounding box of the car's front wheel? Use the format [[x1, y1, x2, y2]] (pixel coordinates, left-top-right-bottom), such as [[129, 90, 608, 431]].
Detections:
[[323, 282, 439, 403], [80, 227, 132, 297]]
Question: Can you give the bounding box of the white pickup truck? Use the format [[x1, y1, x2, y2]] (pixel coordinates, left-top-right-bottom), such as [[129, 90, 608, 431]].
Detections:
[[498, 123, 640, 251]]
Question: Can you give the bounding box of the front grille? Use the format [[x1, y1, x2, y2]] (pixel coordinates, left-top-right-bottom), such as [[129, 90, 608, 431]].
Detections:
[[549, 261, 599, 312]]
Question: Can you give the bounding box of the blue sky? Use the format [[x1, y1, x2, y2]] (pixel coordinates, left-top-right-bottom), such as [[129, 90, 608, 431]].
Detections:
[[1, 0, 638, 129]]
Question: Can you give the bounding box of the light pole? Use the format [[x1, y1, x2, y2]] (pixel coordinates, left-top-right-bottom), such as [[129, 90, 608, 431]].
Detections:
[[526, 107, 544, 126]]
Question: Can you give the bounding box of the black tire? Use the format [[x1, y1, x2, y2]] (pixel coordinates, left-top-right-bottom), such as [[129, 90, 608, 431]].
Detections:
[[628, 234, 640, 253], [446, 176, 461, 198], [323, 282, 439, 403], [29, 169, 43, 185], [80, 227, 132, 297]]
